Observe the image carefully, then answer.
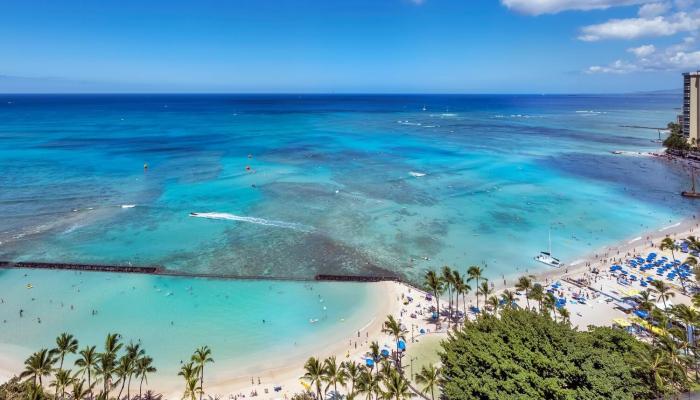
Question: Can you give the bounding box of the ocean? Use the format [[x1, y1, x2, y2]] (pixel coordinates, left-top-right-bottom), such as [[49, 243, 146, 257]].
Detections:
[[0, 94, 693, 280], [0, 94, 694, 380]]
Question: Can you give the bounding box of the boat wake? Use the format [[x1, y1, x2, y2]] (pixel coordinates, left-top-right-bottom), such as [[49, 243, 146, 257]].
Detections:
[[189, 212, 314, 233]]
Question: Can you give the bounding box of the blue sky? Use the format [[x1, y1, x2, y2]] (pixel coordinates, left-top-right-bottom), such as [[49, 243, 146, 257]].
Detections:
[[0, 0, 698, 93]]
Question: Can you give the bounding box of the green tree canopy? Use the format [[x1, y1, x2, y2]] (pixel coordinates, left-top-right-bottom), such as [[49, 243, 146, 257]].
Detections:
[[439, 308, 656, 400]]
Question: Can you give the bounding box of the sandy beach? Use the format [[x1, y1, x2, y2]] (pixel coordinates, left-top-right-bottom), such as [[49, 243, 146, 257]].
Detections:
[[1, 217, 699, 400], [179, 216, 700, 399]]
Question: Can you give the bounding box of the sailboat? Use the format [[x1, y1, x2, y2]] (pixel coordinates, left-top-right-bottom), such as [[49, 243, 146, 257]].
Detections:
[[682, 168, 700, 198], [534, 229, 564, 268]]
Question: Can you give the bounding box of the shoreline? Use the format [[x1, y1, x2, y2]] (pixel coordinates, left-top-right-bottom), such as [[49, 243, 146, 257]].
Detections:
[[2, 215, 700, 398]]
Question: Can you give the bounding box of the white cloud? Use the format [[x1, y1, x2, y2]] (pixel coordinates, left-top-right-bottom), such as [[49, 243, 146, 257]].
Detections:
[[638, 2, 671, 17], [579, 11, 700, 41], [588, 38, 700, 73], [587, 60, 639, 73], [500, 0, 654, 15], [628, 44, 657, 56]]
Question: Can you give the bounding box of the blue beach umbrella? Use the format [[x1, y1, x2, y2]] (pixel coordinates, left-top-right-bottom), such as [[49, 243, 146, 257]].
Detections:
[[397, 340, 406, 351], [366, 359, 374, 367], [381, 349, 390, 358], [635, 310, 649, 319]]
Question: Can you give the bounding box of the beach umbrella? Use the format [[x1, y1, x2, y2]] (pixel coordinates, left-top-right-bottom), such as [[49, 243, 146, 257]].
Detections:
[[397, 340, 406, 351], [634, 310, 649, 319], [381, 349, 390, 358], [365, 359, 374, 367]]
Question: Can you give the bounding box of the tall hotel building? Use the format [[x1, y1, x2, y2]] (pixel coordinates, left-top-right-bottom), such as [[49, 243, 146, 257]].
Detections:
[[683, 72, 700, 144]]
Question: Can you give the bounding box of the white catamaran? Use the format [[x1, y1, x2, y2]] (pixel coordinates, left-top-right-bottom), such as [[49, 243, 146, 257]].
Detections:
[[534, 229, 564, 268]]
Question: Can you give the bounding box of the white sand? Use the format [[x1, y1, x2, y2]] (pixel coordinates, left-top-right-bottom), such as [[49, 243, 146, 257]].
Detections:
[[3, 218, 700, 399]]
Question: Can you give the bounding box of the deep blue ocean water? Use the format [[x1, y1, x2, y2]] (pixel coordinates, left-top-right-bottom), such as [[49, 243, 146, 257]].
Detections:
[[0, 94, 694, 281]]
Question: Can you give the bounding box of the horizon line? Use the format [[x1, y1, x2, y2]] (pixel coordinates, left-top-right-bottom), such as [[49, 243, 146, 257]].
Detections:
[[0, 90, 681, 96]]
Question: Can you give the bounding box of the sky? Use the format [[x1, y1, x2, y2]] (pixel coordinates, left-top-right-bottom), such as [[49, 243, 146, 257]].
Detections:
[[1, 0, 699, 93]]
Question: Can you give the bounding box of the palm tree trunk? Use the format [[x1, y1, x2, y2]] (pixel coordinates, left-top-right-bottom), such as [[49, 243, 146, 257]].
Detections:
[[118, 377, 126, 400], [462, 293, 466, 317], [475, 278, 480, 309], [88, 370, 92, 400], [140, 375, 145, 399], [127, 374, 132, 400], [199, 367, 204, 400]]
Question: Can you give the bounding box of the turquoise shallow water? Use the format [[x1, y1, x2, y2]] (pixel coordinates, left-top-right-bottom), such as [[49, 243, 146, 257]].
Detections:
[[0, 94, 694, 281], [0, 268, 374, 386], [0, 94, 696, 376]]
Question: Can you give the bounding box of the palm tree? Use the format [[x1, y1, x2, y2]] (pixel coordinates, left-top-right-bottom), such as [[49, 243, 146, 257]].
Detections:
[[136, 356, 156, 398], [486, 296, 499, 315], [441, 266, 454, 324], [514, 276, 534, 309], [20, 349, 55, 388], [323, 356, 347, 396], [179, 362, 201, 400], [303, 357, 326, 400], [99, 333, 122, 397], [557, 307, 570, 322], [369, 342, 381, 376], [637, 350, 676, 398], [660, 237, 679, 261], [191, 346, 213, 400], [380, 368, 412, 400], [182, 376, 200, 400], [382, 315, 407, 370], [115, 354, 132, 400], [356, 369, 381, 400], [650, 280, 675, 310], [343, 361, 363, 397], [477, 281, 493, 307], [71, 379, 93, 400], [50, 368, 74, 400], [452, 272, 470, 318], [423, 270, 444, 325], [500, 290, 518, 309], [414, 365, 440, 400], [637, 289, 656, 312], [51, 333, 79, 400], [467, 265, 486, 310], [530, 283, 544, 312], [142, 390, 163, 400], [543, 293, 557, 320], [124, 342, 145, 400], [52, 333, 79, 371], [686, 236, 700, 253], [75, 346, 98, 400]]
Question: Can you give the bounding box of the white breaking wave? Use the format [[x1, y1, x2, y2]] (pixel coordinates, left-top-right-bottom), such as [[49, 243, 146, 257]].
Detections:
[[189, 212, 314, 232], [121, 204, 136, 209], [409, 171, 426, 177], [659, 222, 681, 232]]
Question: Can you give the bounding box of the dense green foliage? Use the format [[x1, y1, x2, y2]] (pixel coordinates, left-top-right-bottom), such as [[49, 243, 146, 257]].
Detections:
[[439, 308, 655, 400], [664, 122, 694, 151]]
